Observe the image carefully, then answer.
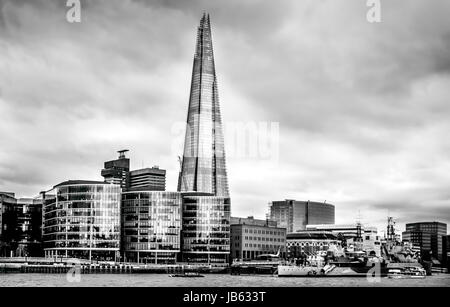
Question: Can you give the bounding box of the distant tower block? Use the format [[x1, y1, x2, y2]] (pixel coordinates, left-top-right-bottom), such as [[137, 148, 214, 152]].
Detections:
[[101, 150, 130, 188]]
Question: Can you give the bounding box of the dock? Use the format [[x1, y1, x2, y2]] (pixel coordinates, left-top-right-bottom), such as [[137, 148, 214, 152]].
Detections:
[[0, 257, 229, 274]]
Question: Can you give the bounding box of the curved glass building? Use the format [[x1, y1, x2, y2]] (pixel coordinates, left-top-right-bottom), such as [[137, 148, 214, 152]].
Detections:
[[181, 193, 230, 264], [42, 181, 121, 261], [121, 191, 182, 264]]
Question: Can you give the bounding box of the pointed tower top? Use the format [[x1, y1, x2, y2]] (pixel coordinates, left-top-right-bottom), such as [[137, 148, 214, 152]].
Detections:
[[199, 11, 211, 28]]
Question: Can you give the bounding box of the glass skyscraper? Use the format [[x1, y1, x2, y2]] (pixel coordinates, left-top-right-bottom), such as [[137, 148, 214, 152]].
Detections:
[[178, 13, 229, 197], [178, 14, 231, 264]]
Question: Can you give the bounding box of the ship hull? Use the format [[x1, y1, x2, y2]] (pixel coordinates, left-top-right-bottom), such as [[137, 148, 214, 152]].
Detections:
[[277, 265, 388, 277]]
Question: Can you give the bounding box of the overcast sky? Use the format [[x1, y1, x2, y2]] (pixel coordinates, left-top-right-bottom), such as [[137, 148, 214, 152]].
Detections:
[[1, 0, 449, 234]]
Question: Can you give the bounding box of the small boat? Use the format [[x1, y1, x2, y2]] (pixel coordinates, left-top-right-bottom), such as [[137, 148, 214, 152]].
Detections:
[[387, 266, 426, 279], [169, 272, 205, 278]]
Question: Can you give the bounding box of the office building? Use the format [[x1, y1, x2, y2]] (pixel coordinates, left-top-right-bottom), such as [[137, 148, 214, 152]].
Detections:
[[286, 231, 339, 259], [444, 235, 450, 270], [102, 151, 167, 192], [128, 167, 166, 191], [121, 191, 182, 264], [269, 200, 335, 233], [178, 14, 231, 264], [14, 197, 43, 257], [0, 192, 17, 257], [402, 221, 447, 262], [230, 216, 286, 261], [0, 193, 43, 257], [101, 150, 130, 188], [181, 193, 230, 264], [42, 180, 121, 261]]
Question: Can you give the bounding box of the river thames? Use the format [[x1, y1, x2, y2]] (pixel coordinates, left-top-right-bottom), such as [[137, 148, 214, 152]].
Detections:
[[0, 274, 449, 287]]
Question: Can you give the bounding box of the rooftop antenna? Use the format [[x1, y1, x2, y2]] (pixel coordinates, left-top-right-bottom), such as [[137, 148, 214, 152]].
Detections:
[[357, 210, 362, 223], [355, 210, 363, 248], [387, 216, 396, 242], [118, 149, 129, 159]]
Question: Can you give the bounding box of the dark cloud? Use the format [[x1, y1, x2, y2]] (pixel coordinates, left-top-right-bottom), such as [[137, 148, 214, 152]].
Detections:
[[0, 0, 449, 232]]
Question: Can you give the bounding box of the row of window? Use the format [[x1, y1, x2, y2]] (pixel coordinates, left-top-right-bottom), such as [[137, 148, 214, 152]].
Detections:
[[242, 243, 282, 249], [238, 236, 284, 243], [243, 228, 284, 236]]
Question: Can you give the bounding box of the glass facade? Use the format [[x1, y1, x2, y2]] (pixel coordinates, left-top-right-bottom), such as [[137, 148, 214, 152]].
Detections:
[[0, 193, 17, 257], [181, 194, 230, 264], [403, 222, 447, 261], [270, 200, 335, 232], [307, 202, 335, 225], [15, 198, 43, 257], [42, 181, 121, 261], [179, 13, 229, 197], [0, 194, 43, 257], [121, 191, 182, 264]]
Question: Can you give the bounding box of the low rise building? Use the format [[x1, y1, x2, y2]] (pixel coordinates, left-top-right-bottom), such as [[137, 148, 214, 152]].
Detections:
[[230, 216, 286, 261], [286, 231, 339, 258]]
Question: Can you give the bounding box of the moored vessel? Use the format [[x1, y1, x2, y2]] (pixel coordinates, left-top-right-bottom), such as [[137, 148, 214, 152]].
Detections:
[[387, 266, 426, 279]]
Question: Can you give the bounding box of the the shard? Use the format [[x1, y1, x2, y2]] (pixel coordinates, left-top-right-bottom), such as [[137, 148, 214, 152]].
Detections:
[[178, 13, 229, 198]]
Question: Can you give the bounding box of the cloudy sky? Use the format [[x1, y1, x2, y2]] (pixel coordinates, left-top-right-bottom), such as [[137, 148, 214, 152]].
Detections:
[[1, 0, 449, 234]]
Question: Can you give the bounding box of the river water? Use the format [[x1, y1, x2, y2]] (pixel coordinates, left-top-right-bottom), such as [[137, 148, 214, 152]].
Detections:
[[1, 273, 449, 287]]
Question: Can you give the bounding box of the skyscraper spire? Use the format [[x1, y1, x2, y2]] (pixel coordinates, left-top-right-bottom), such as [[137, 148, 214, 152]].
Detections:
[[178, 13, 229, 197]]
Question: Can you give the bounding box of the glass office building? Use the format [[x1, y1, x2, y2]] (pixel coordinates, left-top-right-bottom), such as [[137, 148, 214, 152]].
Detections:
[[178, 13, 229, 198], [0, 193, 43, 257], [121, 191, 182, 264], [0, 192, 17, 257], [42, 181, 121, 261], [269, 200, 335, 232], [181, 193, 230, 264], [15, 198, 43, 257]]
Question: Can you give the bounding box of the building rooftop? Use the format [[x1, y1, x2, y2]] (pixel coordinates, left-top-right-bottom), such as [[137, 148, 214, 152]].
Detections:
[[287, 231, 338, 240], [231, 216, 278, 228], [307, 224, 377, 231], [0, 192, 15, 198], [53, 180, 112, 188], [406, 221, 447, 225], [129, 167, 166, 176]]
